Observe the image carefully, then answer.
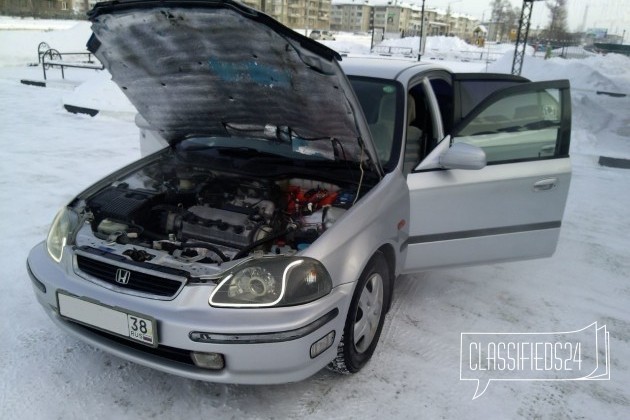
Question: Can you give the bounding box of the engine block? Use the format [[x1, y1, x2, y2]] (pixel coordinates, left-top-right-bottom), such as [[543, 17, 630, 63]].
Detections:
[[180, 205, 262, 249]]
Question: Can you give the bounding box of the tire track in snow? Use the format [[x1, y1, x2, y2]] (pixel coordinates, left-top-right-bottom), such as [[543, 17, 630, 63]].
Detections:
[[381, 273, 425, 343], [382, 273, 466, 365], [286, 370, 338, 419]]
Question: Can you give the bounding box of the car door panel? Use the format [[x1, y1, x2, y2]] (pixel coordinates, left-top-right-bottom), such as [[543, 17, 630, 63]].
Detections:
[[404, 158, 570, 272], [403, 79, 571, 273]]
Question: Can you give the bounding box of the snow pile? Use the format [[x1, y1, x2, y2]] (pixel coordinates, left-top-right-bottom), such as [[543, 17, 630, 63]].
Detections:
[[0, 20, 92, 67], [320, 32, 372, 55], [379, 35, 425, 55], [62, 72, 136, 117], [487, 52, 630, 92], [425, 35, 481, 53], [325, 34, 519, 64], [0, 15, 80, 30], [376, 35, 483, 58], [0, 17, 135, 115], [381, 35, 481, 55], [323, 34, 488, 58]]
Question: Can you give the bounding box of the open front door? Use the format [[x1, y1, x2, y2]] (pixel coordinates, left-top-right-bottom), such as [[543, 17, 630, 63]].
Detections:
[[403, 79, 571, 273]]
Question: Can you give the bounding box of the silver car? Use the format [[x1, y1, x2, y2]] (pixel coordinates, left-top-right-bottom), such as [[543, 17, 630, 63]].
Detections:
[[309, 30, 336, 41], [27, 0, 572, 384]]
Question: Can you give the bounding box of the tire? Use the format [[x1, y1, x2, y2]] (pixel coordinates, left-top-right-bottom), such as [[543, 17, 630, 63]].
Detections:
[[328, 252, 390, 374]]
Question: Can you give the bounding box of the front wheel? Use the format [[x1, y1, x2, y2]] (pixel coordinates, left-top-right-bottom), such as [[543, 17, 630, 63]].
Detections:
[[328, 252, 390, 374]]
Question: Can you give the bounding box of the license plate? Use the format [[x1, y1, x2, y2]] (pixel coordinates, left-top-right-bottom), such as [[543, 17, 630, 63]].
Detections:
[[57, 292, 157, 347]]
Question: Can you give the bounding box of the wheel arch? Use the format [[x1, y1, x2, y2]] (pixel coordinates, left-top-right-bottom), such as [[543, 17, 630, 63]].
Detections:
[[376, 244, 396, 312]]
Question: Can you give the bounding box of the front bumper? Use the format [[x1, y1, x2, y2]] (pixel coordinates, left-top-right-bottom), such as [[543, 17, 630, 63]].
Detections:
[[27, 242, 353, 384]]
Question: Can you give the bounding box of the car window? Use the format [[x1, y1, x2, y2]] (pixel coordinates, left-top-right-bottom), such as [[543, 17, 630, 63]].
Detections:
[[458, 80, 526, 119], [454, 88, 562, 163], [349, 77, 404, 172]]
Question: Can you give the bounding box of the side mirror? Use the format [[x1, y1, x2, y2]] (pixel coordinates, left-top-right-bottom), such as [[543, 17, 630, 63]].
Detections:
[[439, 142, 487, 170]]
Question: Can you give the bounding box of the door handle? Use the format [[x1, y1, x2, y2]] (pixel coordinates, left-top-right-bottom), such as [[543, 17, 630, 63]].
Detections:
[[533, 178, 557, 191]]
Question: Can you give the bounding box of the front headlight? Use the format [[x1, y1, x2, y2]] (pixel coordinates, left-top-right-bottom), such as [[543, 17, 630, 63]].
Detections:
[[209, 257, 332, 308], [46, 207, 79, 263]]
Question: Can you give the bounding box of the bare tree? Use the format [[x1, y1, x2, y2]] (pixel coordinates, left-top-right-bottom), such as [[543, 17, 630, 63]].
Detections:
[[489, 0, 519, 42], [546, 0, 569, 40]]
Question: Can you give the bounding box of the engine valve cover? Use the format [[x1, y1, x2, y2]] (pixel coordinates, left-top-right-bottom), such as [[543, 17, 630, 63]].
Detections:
[[181, 206, 259, 249]]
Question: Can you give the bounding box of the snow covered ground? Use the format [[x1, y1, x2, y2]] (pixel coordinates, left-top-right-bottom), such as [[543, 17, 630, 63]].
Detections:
[[1, 20, 629, 419]]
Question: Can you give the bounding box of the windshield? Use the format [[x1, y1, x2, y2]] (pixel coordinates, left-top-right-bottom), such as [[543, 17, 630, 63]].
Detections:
[[349, 77, 403, 172]]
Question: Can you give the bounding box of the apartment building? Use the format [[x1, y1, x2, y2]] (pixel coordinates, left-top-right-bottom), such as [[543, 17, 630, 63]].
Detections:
[[373, 2, 414, 35], [331, 1, 478, 39], [3, 0, 476, 39], [330, 1, 371, 33], [1, 0, 77, 17], [264, 0, 331, 29]]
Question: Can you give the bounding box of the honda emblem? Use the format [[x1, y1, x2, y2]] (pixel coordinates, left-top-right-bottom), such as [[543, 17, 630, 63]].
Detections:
[[115, 268, 131, 285]]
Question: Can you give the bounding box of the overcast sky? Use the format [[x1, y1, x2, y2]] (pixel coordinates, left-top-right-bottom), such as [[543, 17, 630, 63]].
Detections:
[[421, 0, 630, 38]]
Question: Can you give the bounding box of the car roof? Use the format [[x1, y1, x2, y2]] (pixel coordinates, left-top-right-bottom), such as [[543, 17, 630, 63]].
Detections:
[[340, 55, 448, 81]]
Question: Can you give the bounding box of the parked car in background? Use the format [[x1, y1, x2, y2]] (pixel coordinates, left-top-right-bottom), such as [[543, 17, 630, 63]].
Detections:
[[27, 0, 572, 384], [309, 29, 335, 40]]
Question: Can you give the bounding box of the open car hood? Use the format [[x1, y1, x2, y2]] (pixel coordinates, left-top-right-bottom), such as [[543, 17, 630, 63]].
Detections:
[[87, 0, 379, 167]]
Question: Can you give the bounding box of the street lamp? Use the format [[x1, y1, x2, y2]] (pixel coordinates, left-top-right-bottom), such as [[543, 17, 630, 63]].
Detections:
[[417, 0, 462, 61], [418, 0, 426, 61], [304, 0, 310, 36]]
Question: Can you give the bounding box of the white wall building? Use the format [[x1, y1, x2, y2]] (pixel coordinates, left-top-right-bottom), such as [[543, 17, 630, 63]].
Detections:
[[331, 0, 478, 39]]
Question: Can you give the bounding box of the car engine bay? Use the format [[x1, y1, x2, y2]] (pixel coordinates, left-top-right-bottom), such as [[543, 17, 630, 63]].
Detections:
[[73, 151, 369, 269]]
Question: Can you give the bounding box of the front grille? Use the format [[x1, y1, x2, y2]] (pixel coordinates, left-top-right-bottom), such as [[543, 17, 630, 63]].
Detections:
[[75, 248, 187, 298]]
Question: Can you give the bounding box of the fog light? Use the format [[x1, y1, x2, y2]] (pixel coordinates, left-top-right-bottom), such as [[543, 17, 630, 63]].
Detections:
[[310, 330, 335, 359], [191, 352, 225, 370]]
